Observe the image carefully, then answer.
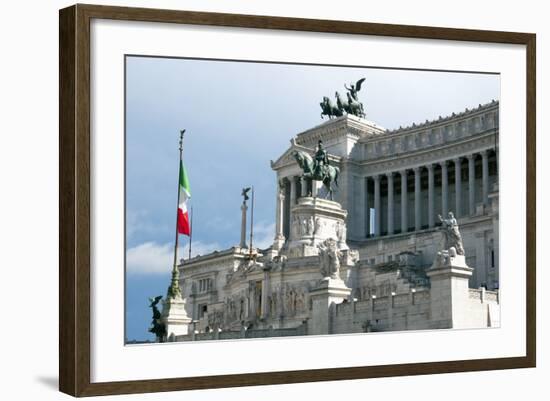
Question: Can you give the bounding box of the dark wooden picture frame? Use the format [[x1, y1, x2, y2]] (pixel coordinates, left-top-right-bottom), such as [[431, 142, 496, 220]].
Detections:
[[59, 3, 536, 397]]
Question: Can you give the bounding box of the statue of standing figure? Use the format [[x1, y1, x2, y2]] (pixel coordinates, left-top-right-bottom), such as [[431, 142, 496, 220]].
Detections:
[[438, 212, 465, 255], [318, 238, 342, 279], [307, 216, 314, 236], [335, 220, 346, 243]]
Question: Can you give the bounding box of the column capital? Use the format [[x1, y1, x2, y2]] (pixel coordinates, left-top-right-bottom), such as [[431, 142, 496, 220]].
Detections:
[[413, 166, 422, 174], [439, 160, 448, 168], [426, 164, 435, 172], [467, 154, 476, 161], [453, 156, 462, 164], [386, 172, 394, 179], [399, 169, 408, 177], [480, 149, 489, 157], [373, 174, 381, 182]]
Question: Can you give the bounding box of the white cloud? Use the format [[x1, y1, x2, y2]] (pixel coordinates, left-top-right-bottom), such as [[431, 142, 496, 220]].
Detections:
[[252, 221, 275, 250], [126, 209, 168, 241], [180, 240, 223, 260], [126, 221, 274, 275], [127, 240, 221, 275]]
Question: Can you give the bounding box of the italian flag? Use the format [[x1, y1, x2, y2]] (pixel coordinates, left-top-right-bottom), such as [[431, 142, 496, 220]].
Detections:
[[177, 160, 191, 236]]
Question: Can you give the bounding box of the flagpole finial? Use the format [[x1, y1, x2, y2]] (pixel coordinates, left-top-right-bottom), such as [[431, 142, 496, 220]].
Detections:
[[179, 129, 186, 152]]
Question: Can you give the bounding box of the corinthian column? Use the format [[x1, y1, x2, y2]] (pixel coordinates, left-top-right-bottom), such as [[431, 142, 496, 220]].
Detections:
[[414, 167, 421, 231], [387, 173, 394, 235], [482, 150, 489, 206], [374, 175, 381, 237], [240, 201, 248, 248], [454, 157, 462, 217], [261, 270, 270, 319], [400, 170, 408, 233], [427, 164, 435, 228], [289, 176, 297, 206], [365, 177, 370, 237], [300, 176, 308, 197], [441, 161, 448, 216], [273, 183, 285, 250], [468, 154, 476, 215], [358, 177, 367, 238]]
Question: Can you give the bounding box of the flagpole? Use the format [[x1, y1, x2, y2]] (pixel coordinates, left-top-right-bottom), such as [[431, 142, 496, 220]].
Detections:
[[168, 130, 185, 299], [249, 186, 254, 258], [188, 206, 193, 260]]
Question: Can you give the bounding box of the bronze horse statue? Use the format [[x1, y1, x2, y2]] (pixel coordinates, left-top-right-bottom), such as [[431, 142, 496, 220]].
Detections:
[[320, 96, 343, 120], [319, 78, 367, 119], [293, 150, 339, 200], [334, 91, 365, 118]]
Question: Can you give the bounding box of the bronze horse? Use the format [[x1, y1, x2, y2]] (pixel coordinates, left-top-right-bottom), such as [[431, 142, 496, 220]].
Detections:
[[293, 150, 339, 200], [320, 96, 343, 120]]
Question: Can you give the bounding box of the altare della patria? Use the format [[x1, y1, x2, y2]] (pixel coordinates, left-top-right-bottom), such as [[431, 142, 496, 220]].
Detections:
[[150, 78, 500, 342]]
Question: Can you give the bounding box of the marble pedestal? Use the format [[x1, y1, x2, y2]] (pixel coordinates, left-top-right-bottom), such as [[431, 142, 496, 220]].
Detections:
[[308, 277, 352, 335], [285, 197, 348, 258], [427, 248, 474, 329], [161, 296, 192, 341]]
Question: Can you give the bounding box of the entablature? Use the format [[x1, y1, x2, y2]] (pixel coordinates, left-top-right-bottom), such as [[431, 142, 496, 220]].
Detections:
[[358, 131, 497, 176]]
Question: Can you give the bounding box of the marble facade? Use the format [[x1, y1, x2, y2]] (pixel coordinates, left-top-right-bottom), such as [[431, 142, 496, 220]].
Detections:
[[169, 101, 500, 341]]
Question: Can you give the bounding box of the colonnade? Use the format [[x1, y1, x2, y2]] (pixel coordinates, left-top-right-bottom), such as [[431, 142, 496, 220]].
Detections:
[[275, 175, 308, 242], [274, 149, 496, 242], [363, 149, 495, 238]]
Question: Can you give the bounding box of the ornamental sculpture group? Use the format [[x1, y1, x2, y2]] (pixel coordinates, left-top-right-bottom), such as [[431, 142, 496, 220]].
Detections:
[[292, 79, 368, 200], [320, 78, 366, 120]]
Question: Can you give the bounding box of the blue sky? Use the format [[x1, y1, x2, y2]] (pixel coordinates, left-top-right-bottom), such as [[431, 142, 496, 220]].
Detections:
[[125, 56, 499, 342]]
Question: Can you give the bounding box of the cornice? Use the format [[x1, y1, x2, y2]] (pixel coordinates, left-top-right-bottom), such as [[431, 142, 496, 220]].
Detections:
[[381, 100, 499, 137], [359, 131, 496, 175]]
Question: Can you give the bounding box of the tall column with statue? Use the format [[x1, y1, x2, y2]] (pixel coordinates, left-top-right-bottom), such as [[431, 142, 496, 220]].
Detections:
[[240, 187, 250, 248], [273, 181, 286, 251]]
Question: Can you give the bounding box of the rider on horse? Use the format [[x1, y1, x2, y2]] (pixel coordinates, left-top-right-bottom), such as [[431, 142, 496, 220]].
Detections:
[[313, 140, 329, 180]]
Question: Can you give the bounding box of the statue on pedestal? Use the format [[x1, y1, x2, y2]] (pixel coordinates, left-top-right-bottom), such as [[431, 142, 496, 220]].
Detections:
[[438, 212, 465, 255], [292, 140, 340, 200], [318, 238, 342, 279]]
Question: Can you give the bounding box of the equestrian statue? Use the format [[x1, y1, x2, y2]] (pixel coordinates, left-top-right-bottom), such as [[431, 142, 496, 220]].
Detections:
[[293, 140, 339, 200]]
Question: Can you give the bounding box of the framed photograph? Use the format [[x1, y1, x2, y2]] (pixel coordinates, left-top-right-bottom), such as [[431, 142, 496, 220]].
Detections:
[[59, 4, 536, 397]]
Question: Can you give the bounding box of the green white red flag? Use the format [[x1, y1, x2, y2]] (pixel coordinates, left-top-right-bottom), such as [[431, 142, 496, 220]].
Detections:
[[177, 160, 191, 236]]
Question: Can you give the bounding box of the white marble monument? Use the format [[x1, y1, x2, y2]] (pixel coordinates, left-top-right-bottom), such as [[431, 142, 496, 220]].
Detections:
[[169, 101, 500, 341]]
